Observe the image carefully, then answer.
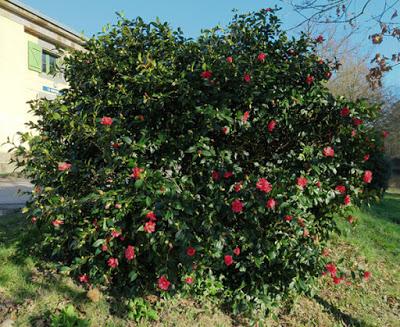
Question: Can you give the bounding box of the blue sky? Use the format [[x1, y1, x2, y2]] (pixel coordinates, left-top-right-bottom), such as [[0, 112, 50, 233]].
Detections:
[[20, 0, 399, 93]]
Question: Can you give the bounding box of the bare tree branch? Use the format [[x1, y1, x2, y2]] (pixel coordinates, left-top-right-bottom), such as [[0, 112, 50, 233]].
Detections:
[[281, 0, 400, 88]]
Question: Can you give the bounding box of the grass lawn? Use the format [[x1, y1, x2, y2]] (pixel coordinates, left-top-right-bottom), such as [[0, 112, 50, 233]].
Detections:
[[0, 193, 399, 326]]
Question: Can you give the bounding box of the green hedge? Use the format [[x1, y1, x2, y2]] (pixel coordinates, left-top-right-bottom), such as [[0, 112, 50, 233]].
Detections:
[[12, 8, 387, 315]]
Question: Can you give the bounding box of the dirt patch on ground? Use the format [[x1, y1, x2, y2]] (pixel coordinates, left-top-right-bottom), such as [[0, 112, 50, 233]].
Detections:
[[0, 291, 18, 322]]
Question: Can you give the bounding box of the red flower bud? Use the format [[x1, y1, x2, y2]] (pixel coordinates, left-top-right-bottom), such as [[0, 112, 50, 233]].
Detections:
[[186, 246, 196, 257]]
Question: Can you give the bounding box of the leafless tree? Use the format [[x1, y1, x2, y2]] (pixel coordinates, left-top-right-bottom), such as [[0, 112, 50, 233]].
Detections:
[[281, 0, 400, 88]]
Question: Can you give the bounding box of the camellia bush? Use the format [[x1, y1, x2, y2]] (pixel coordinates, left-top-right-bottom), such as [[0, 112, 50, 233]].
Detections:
[[12, 8, 389, 315]]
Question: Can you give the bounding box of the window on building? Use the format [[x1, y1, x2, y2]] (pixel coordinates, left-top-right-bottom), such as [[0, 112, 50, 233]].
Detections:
[[28, 41, 59, 76], [42, 51, 58, 75]]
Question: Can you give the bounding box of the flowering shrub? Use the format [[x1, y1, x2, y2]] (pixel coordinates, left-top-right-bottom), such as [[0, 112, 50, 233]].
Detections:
[[13, 9, 388, 315]]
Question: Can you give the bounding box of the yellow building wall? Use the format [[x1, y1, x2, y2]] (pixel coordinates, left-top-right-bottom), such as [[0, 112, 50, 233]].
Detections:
[[0, 15, 27, 172], [0, 14, 68, 173]]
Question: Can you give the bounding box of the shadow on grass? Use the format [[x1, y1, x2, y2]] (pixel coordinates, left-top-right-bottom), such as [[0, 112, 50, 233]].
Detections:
[[0, 213, 87, 306], [313, 295, 373, 327], [363, 192, 400, 225], [0, 213, 130, 322]]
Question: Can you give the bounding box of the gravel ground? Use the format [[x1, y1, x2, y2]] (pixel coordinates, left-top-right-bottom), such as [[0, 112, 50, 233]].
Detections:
[[0, 177, 31, 211]]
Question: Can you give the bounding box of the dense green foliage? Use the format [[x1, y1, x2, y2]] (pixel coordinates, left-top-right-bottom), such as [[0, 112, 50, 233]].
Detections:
[[12, 9, 388, 315]]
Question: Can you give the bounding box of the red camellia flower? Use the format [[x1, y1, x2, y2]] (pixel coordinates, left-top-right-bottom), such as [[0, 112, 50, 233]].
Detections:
[[267, 120, 277, 132], [335, 185, 346, 194], [31, 216, 37, 224], [297, 176, 308, 189], [234, 181, 243, 192], [242, 111, 250, 122], [224, 255, 234, 266], [131, 167, 143, 179], [315, 35, 324, 43], [257, 52, 266, 62], [201, 70, 212, 79], [79, 274, 89, 283], [125, 245, 135, 261], [226, 56, 233, 63], [224, 171, 233, 179], [353, 118, 363, 126], [100, 116, 113, 126], [231, 199, 244, 213], [212, 170, 220, 181], [363, 271, 371, 280], [52, 219, 64, 227], [112, 142, 120, 149], [266, 198, 277, 209], [111, 230, 121, 238], [233, 247, 241, 256], [58, 162, 72, 172], [325, 263, 337, 277], [244, 73, 251, 83], [340, 106, 350, 117], [256, 178, 272, 193], [284, 215, 293, 222], [221, 126, 229, 135], [158, 275, 171, 290], [297, 218, 305, 227], [144, 221, 156, 233], [351, 129, 357, 137], [363, 170, 373, 183], [185, 277, 194, 284], [344, 195, 351, 206], [332, 276, 344, 285], [107, 257, 119, 268], [305, 75, 314, 85], [363, 154, 370, 161], [101, 244, 108, 252], [383, 130, 389, 138], [186, 246, 196, 257], [316, 181, 321, 188], [146, 211, 157, 221], [323, 146, 335, 157]]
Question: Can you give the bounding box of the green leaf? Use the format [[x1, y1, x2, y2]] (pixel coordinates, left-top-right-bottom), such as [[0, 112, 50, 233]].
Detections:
[[122, 136, 133, 144], [129, 271, 138, 282], [147, 309, 158, 321], [93, 239, 105, 247], [145, 196, 152, 206], [134, 179, 144, 189]]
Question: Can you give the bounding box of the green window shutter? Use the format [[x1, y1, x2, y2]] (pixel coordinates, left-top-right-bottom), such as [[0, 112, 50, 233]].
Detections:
[[28, 41, 42, 72]]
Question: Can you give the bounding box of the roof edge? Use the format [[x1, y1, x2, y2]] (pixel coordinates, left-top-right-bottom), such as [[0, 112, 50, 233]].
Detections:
[[2, 0, 86, 43]]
